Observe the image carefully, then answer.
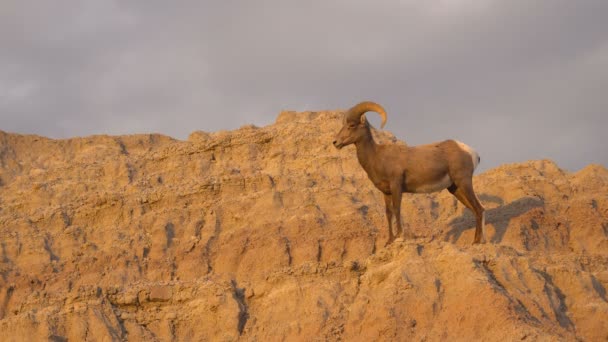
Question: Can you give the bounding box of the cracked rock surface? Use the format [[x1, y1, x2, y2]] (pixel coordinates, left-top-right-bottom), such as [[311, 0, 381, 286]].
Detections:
[[1, 110, 607, 341]]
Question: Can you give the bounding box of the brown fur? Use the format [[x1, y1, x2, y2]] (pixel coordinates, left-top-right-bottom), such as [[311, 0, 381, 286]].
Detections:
[[333, 101, 485, 245]]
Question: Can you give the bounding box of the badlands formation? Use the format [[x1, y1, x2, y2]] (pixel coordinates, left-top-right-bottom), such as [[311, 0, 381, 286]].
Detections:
[[0, 110, 607, 341]]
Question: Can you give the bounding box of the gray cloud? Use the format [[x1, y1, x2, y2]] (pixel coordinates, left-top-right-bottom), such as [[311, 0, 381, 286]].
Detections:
[[1, 0, 607, 171]]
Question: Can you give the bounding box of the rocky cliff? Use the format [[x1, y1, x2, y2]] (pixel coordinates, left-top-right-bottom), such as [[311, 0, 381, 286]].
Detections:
[[0, 110, 607, 341]]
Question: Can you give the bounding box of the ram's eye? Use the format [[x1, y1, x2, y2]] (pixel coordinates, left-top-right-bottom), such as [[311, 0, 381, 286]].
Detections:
[[348, 124, 356, 129]]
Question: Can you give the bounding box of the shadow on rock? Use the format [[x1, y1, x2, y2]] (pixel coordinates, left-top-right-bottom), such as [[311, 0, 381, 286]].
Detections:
[[444, 195, 544, 244]]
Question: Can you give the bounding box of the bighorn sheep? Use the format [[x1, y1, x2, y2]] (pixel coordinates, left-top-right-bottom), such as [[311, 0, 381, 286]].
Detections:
[[333, 101, 485, 245]]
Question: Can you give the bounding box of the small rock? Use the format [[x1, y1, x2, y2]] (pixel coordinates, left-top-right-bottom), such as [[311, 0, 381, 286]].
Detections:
[[138, 290, 148, 304], [121, 312, 134, 320], [149, 285, 172, 302]]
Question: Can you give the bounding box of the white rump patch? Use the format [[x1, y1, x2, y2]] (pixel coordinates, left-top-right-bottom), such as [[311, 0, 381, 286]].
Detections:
[[455, 140, 480, 170]]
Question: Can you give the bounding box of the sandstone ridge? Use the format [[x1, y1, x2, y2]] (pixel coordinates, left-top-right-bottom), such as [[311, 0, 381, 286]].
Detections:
[[0, 110, 607, 341]]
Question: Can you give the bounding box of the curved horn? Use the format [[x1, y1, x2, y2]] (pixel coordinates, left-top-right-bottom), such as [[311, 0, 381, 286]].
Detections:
[[346, 101, 387, 129]]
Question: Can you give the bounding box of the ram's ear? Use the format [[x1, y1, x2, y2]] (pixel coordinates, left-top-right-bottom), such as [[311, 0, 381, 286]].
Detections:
[[360, 114, 367, 125]]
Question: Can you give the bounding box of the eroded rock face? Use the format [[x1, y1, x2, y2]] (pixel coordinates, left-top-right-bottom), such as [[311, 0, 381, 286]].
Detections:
[[0, 111, 607, 341]]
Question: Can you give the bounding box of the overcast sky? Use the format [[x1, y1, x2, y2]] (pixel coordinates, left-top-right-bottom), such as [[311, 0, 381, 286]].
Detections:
[[1, 1, 607, 171]]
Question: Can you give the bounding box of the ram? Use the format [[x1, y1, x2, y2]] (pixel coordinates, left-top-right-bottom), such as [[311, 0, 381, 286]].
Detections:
[[333, 101, 485, 245]]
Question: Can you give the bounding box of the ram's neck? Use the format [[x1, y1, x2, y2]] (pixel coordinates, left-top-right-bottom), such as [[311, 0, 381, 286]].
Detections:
[[355, 130, 378, 175]]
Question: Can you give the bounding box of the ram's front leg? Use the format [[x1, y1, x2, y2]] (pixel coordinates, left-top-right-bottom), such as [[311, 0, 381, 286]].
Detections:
[[383, 194, 395, 246], [390, 185, 404, 239]]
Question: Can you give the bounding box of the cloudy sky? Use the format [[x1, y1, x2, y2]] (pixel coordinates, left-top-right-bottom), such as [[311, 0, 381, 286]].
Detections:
[[1, 1, 607, 171]]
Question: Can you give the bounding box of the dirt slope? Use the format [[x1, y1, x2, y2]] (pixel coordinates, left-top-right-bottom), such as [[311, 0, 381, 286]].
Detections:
[[0, 110, 607, 341]]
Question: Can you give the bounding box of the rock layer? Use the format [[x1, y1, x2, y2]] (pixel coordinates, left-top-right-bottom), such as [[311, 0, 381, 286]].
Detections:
[[0, 110, 607, 341]]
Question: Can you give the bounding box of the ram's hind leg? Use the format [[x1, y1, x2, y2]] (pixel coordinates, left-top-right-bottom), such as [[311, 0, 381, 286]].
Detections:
[[383, 194, 395, 246], [448, 183, 486, 244]]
